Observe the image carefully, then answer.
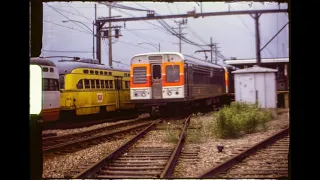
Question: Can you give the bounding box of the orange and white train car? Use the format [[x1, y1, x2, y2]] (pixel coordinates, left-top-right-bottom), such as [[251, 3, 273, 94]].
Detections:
[[30, 57, 60, 122], [129, 52, 235, 115]]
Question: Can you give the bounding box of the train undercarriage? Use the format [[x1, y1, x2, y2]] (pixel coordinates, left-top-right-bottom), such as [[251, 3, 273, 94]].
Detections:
[[134, 94, 234, 118]]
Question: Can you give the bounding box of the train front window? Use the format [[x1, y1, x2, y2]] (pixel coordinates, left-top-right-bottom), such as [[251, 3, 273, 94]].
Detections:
[[166, 65, 180, 83], [152, 65, 161, 80], [43, 79, 59, 91]]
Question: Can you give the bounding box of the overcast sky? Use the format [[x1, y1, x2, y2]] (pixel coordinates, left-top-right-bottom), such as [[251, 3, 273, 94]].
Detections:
[[41, 1, 288, 67]]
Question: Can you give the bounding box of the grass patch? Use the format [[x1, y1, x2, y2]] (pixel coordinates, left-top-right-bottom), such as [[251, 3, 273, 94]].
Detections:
[[213, 101, 273, 139], [163, 122, 180, 143]]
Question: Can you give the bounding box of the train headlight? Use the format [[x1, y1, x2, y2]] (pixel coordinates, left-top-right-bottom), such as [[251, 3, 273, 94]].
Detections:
[[142, 93, 146, 97], [167, 91, 172, 96]]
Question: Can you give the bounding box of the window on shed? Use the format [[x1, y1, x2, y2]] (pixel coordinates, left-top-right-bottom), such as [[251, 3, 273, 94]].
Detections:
[[100, 71, 103, 75], [95, 71, 98, 75], [96, 80, 101, 88], [109, 72, 112, 75], [91, 79, 95, 88], [84, 79, 90, 89], [83, 70, 89, 74], [90, 70, 94, 74], [104, 72, 108, 75], [43, 67, 48, 72], [166, 65, 180, 83], [77, 80, 83, 89], [50, 68, 54, 72]]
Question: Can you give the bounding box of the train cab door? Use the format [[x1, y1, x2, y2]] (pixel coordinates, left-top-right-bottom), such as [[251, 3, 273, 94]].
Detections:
[[151, 64, 163, 99], [114, 76, 124, 110]]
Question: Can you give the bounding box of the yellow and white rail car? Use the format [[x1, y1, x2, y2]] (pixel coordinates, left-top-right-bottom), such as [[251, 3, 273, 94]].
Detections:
[[30, 57, 60, 122], [56, 59, 135, 117]]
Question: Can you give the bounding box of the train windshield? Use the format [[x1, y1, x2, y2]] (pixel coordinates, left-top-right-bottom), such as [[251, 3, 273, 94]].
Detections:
[[43, 78, 59, 91], [166, 65, 180, 82]]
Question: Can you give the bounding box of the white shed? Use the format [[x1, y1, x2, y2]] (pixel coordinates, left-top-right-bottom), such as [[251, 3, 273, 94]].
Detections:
[[232, 65, 278, 117]]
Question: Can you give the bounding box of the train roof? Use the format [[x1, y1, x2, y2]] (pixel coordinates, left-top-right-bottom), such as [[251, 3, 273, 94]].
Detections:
[[224, 57, 289, 65], [54, 60, 130, 75], [131, 52, 225, 69], [30, 57, 56, 67], [183, 54, 225, 69]]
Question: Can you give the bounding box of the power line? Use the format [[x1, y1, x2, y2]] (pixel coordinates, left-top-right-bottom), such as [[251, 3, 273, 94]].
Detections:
[[42, 50, 92, 53], [67, 3, 92, 21], [48, 7, 94, 21], [43, 20, 92, 34], [45, 3, 92, 34]]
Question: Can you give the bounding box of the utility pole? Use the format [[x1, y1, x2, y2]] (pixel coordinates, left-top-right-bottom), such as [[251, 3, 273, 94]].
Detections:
[[93, 4, 96, 59], [108, 2, 112, 67], [172, 19, 187, 53], [250, 13, 262, 66]]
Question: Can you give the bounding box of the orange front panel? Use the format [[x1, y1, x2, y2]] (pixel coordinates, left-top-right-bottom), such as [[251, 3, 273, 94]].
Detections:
[[130, 76, 151, 88], [41, 108, 60, 122], [130, 64, 151, 88], [162, 62, 184, 87]]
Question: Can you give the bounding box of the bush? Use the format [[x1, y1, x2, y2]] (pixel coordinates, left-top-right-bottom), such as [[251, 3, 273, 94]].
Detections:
[[213, 101, 273, 138]]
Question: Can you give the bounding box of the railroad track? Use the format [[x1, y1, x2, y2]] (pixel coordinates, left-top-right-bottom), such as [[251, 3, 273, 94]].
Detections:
[[42, 118, 152, 154], [66, 115, 191, 179], [198, 127, 289, 179], [41, 112, 141, 131]]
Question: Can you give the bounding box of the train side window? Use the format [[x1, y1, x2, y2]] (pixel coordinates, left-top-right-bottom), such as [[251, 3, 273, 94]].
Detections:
[[166, 65, 180, 82], [96, 80, 101, 88], [43, 67, 48, 72], [43, 79, 49, 91], [54, 79, 59, 90], [125, 81, 129, 89], [101, 80, 105, 88], [50, 68, 54, 72], [95, 71, 99, 75], [100, 71, 103, 75], [77, 80, 83, 89], [152, 65, 162, 79], [105, 80, 109, 88], [91, 79, 96, 88], [104, 72, 108, 75], [109, 80, 114, 88], [90, 70, 94, 74], [83, 70, 89, 74], [84, 79, 90, 89], [115, 79, 122, 90], [49, 79, 55, 91], [59, 75, 65, 89]]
